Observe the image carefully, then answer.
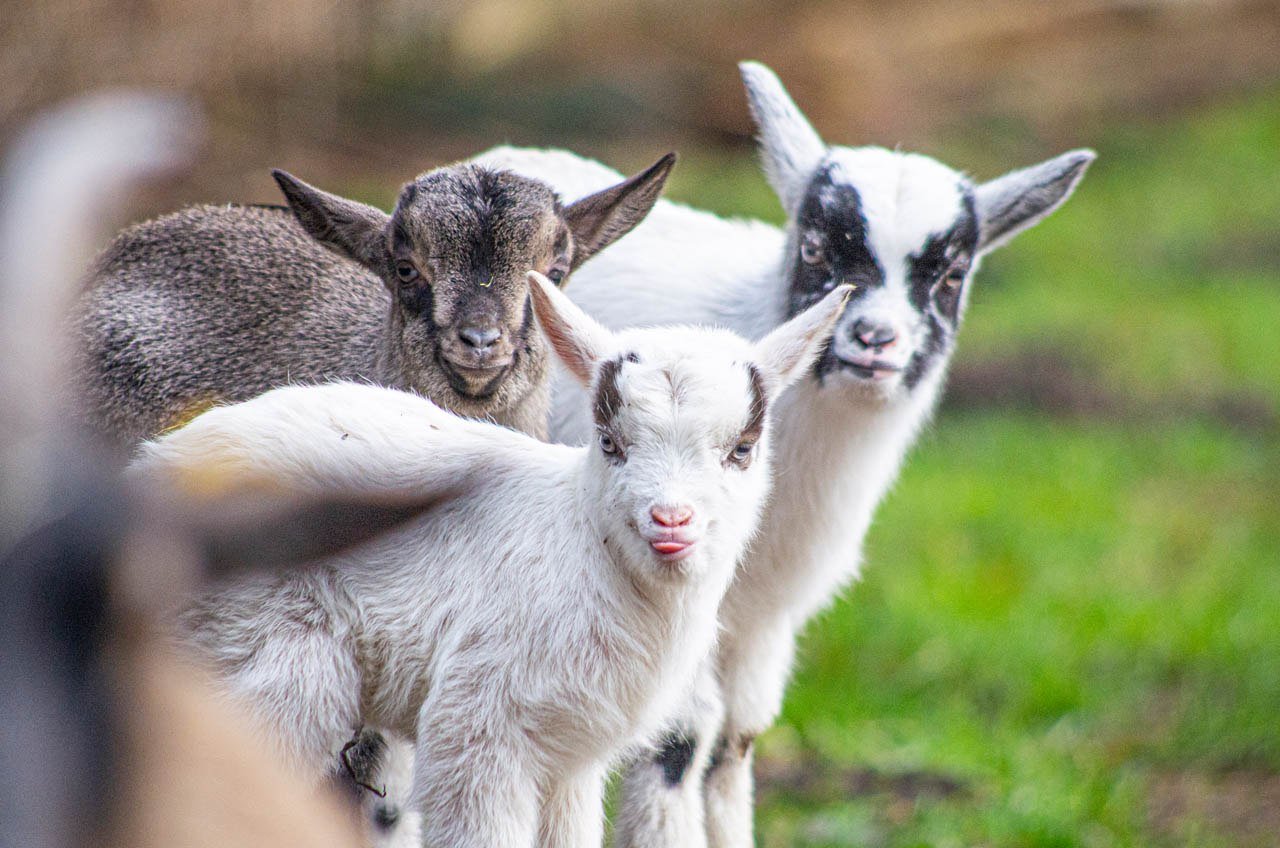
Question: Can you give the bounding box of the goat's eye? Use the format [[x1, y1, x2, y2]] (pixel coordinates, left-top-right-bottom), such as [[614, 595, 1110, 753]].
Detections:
[[729, 441, 755, 465], [800, 235, 826, 265], [395, 261, 420, 284], [546, 265, 567, 285], [599, 432, 618, 455], [940, 266, 967, 291]]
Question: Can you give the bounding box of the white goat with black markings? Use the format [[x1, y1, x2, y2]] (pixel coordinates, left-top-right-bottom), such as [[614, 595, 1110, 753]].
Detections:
[[478, 61, 1095, 848], [131, 272, 851, 848]]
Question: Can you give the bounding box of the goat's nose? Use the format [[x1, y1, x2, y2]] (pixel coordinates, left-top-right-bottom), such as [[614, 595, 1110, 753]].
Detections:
[[458, 326, 501, 352], [651, 505, 694, 528], [852, 318, 897, 350]]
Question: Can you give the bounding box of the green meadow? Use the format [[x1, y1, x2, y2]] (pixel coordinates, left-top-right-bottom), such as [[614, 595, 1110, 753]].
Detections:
[[659, 89, 1280, 846]]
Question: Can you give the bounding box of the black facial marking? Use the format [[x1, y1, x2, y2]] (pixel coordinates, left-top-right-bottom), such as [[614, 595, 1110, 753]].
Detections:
[[742, 364, 767, 443], [655, 731, 698, 787], [788, 163, 885, 322], [901, 312, 946, 389], [592, 355, 632, 464], [592, 356, 625, 431], [790, 165, 885, 380], [901, 189, 979, 389], [726, 364, 767, 469]]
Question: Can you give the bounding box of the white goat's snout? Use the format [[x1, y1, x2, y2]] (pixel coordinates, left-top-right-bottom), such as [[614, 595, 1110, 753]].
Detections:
[[830, 305, 913, 376], [632, 498, 702, 563]]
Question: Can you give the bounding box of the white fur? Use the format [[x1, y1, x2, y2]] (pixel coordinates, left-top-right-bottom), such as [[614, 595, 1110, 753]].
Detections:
[[132, 276, 847, 848], [476, 63, 1093, 848]]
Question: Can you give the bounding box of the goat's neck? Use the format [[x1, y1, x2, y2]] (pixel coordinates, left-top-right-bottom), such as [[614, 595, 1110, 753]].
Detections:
[[725, 369, 946, 628], [372, 308, 411, 390]]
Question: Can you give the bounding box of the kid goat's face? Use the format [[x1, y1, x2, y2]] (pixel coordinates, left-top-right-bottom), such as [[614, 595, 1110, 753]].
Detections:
[[588, 334, 772, 582], [788, 149, 979, 401], [528, 271, 852, 588], [739, 61, 1095, 406]]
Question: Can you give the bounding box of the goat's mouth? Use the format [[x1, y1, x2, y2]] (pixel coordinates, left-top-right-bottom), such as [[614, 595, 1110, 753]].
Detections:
[[642, 530, 700, 565], [650, 539, 697, 562], [836, 357, 904, 382], [436, 352, 515, 399]]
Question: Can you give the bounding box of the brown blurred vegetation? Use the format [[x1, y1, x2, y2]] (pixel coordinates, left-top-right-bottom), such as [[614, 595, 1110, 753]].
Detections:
[[4, 0, 1280, 205]]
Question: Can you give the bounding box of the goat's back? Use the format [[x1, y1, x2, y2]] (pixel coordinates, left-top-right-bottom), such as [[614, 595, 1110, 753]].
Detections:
[[74, 204, 388, 444]]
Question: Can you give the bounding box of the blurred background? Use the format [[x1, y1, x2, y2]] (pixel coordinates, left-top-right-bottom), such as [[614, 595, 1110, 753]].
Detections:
[[4, 1, 1278, 845]]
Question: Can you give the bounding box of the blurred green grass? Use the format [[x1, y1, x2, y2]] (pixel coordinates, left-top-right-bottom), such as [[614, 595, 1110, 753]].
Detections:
[[661, 90, 1280, 845]]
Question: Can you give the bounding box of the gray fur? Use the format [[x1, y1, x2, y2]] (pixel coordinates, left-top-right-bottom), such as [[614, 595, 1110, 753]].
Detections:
[[73, 155, 674, 445]]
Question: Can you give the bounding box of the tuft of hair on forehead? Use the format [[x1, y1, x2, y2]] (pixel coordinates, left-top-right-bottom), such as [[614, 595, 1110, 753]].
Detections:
[[396, 164, 561, 237], [592, 326, 760, 430]]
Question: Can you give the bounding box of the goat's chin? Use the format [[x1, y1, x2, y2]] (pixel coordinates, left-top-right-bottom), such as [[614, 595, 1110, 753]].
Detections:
[[617, 539, 706, 588], [822, 367, 905, 404]]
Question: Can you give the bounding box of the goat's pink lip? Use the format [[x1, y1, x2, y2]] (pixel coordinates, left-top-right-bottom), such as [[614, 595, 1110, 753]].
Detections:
[[840, 358, 904, 380], [650, 539, 696, 561]]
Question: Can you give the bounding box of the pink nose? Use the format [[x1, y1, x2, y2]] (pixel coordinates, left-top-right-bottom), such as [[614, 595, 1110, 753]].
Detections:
[[651, 505, 694, 528], [852, 317, 898, 350]]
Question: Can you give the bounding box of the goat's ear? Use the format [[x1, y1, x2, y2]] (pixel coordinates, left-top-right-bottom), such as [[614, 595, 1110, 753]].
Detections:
[[527, 271, 614, 386], [974, 150, 1095, 254], [754, 284, 852, 395], [563, 153, 675, 270], [739, 61, 826, 215], [272, 169, 391, 270]]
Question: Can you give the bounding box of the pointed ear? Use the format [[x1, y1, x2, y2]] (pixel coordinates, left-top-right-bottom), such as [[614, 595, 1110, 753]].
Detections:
[[564, 153, 676, 269], [754, 284, 853, 395], [974, 150, 1095, 254], [272, 169, 391, 270], [739, 61, 826, 215], [527, 271, 615, 386]]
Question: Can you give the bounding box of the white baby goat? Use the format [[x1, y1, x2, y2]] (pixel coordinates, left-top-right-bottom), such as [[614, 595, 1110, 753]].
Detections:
[[131, 272, 851, 848], [478, 62, 1094, 847]]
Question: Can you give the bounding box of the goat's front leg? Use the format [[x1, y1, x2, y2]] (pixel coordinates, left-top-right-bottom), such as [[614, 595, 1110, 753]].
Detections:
[[537, 766, 605, 848], [702, 728, 757, 848], [703, 620, 798, 848], [614, 661, 723, 848], [413, 698, 539, 848], [182, 584, 363, 779]]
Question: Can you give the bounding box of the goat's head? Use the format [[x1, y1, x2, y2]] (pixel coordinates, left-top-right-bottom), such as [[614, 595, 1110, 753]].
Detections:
[[740, 61, 1095, 404], [529, 270, 850, 588], [273, 155, 674, 416]]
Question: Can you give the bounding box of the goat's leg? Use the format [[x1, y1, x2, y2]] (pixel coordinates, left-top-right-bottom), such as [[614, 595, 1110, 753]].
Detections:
[[412, 700, 539, 848], [614, 661, 723, 848], [702, 728, 757, 848], [337, 728, 422, 848], [186, 594, 363, 778], [702, 621, 798, 848], [537, 766, 605, 848]]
